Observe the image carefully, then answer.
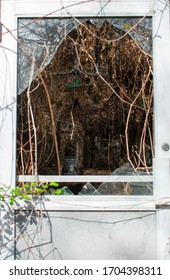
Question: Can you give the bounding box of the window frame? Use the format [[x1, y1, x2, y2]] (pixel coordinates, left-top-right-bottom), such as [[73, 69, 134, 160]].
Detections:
[[16, 14, 154, 197], [12, 0, 170, 210]]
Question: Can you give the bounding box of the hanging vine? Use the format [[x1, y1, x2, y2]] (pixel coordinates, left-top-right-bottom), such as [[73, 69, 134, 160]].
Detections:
[[17, 20, 153, 177]]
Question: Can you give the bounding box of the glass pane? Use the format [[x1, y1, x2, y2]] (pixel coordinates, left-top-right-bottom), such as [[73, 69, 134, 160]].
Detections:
[[17, 17, 153, 184], [16, 180, 153, 195]]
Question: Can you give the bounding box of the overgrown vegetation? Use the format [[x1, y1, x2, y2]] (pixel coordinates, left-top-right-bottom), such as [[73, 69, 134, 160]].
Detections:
[[17, 20, 153, 179]]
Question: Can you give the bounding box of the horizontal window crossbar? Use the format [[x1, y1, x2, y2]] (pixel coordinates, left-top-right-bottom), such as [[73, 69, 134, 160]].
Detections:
[[17, 175, 153, 183]]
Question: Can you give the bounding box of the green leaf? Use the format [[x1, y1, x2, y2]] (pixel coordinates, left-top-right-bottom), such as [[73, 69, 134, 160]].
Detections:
[[0, 195, 4, 201], [66, 77, 81, 91], [21, 183, 30, 189], [31, 182, 37, 187], [11, 188, 20, 196], [49, 182, 59, 187], [36, 188, 44, 194], [40, 184, 48, 189], [9, 197, 15, 206], [21, 194, 31, 200], [54, 189, 63, 195]]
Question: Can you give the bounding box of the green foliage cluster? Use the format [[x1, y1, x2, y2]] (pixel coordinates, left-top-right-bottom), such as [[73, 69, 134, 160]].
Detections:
[[0, 182, 68, 206]]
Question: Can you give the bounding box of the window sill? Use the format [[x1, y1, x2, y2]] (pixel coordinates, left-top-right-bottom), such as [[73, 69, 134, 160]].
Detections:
[[15, 195, 155, 211]]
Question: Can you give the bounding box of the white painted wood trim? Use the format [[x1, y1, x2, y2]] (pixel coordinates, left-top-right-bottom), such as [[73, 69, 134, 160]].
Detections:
[[17, 174, 153, 182], [0, 0, 17, 187], [14, 0, 156, 17], [153, 1, 170, 159], [15, 195, 156, 211]]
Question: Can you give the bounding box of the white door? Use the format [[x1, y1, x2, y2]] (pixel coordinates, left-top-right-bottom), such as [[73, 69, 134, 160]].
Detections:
[[0, 0, 170, 260]]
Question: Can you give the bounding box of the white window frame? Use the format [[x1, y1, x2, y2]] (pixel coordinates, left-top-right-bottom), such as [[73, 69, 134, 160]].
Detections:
[[16, 1, 155, 202], [15, 1, 170, 203], [1, 1, 169, 198]]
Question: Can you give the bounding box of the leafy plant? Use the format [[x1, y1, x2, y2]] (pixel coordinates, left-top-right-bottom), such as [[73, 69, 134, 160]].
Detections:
[[0, 182, 69, 206]]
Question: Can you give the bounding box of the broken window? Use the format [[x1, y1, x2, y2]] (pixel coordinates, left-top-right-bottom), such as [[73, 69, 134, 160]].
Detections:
[[17, 17, 153, 195]]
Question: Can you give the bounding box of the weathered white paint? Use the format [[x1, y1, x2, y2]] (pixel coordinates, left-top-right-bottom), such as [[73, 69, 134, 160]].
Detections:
[[17, 174, 153, 183], [15, 195, 156, 211], [156, 208, 170, 260], [152, 0, 170, 260], [0, 208, 14, 260], [14, 0, 156, 17], [0, 0, 17, 187], [153, 1, 170, 159], [0, 2, 16, 260], [16, 211, 157, 260]]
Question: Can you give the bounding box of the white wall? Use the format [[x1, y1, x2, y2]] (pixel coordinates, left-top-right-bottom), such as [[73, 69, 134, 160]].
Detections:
[[15, 211, 157, 260], [0, 0, 17, 187]]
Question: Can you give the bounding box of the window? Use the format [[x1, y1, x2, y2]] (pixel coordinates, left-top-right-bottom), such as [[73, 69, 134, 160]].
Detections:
[[17, 16, 153, 195]]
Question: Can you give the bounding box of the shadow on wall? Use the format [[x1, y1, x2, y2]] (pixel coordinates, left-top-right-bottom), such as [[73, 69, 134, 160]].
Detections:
[[14, 207, 157, 260], [0, 203, 14, 260]]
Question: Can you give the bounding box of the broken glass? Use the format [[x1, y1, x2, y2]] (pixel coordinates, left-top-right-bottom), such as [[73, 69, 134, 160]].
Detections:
[[18, 17, 152, 95], [17, 17, 153, 195]]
